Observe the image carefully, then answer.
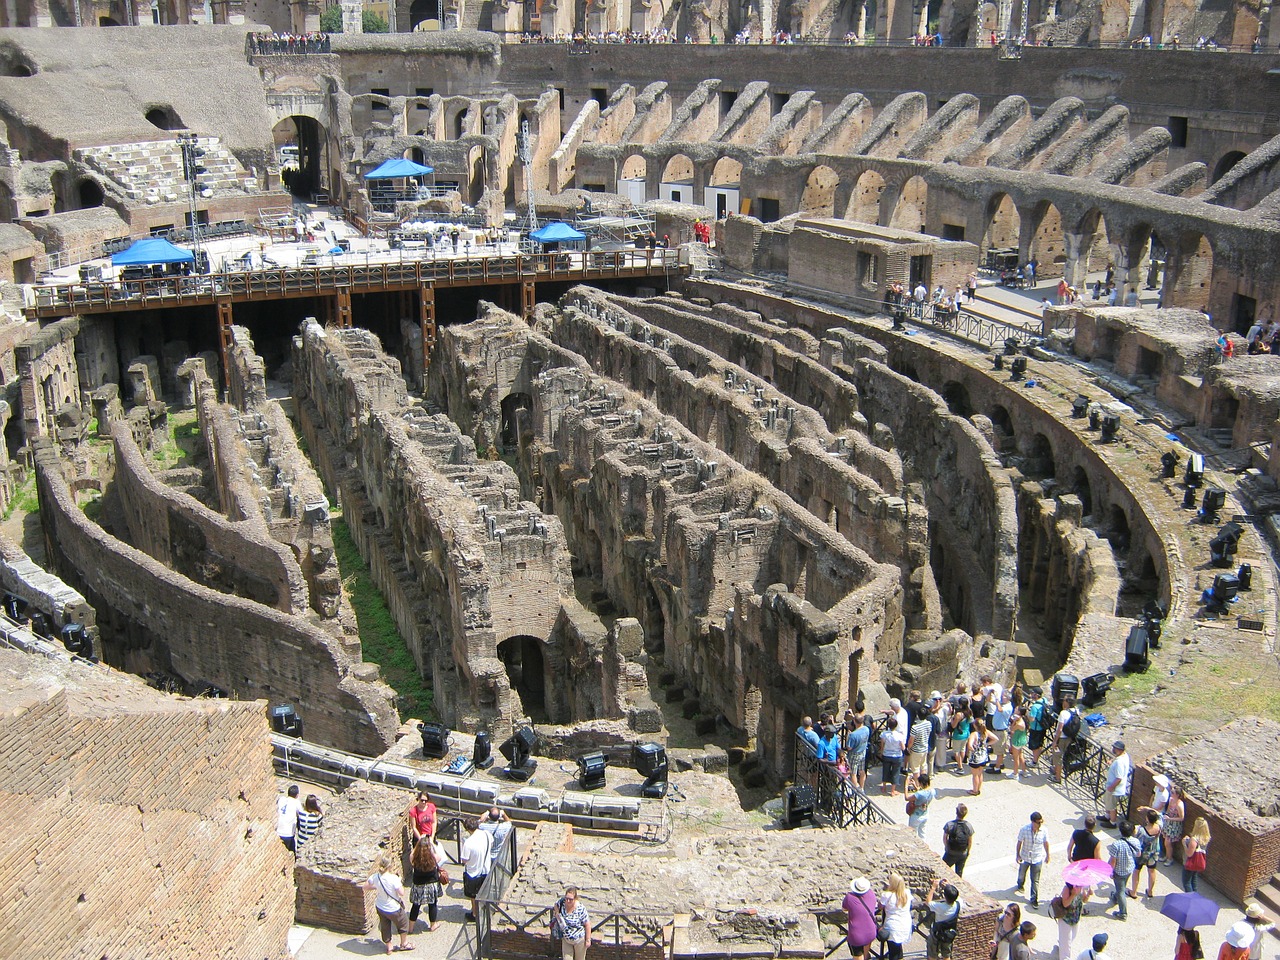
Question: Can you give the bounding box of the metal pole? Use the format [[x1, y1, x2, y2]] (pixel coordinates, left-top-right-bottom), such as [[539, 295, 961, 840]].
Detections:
[[519, 119, 537, 235]]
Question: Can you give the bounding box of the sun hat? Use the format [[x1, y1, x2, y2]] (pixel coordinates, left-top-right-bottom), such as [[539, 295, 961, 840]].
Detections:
[[850, 877, 871, 894]]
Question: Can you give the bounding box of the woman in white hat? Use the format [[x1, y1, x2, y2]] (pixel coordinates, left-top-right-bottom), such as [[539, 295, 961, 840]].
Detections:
[[842, 876, 878, 960], [1244, 904, 1272, 960]]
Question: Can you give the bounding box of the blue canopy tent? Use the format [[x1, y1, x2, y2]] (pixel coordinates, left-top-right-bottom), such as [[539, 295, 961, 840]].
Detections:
[[364, 158, 434, 179], [529, 221, 586, 244], [110, 236, 195, 266]]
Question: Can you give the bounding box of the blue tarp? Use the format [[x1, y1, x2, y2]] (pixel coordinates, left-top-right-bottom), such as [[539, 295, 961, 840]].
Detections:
[[529, 221, 586, 242], [110, 237, 195, 266], [364, 158, 434, 179]]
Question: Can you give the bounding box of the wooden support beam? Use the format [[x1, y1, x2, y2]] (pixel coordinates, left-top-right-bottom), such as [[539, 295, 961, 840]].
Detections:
[[216, 299, 234, 391], [335, 287, 353, 328], [420, 284, 436, 385], [521, 280, 536, 321]]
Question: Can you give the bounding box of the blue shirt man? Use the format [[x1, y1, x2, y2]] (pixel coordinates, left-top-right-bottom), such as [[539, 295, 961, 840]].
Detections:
[[817, 726, 840, 763], [797, 716, 821, 750]]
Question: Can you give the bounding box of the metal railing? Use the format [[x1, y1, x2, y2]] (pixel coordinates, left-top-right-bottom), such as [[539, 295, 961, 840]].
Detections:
[[472, 898, 669, 960], [1060, 732, 1132, 823], [794, 734, 892, 827], [27, 248, 682, 318]]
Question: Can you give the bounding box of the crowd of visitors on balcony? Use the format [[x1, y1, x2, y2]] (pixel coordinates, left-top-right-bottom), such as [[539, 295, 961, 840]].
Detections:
[[249, 32, 331, 54]]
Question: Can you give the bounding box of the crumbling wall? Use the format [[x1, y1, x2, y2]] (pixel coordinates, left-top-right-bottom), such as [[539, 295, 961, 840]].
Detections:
[[34, 439, 398, 756], [0, 650, 293, 960]]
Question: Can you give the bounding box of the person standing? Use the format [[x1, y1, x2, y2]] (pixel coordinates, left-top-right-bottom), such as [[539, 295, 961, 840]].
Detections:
[[1100, 741, 1132, 827], [462, 817, 495, 921], [1106, 820, 1139, 920], [295, 795, 324, 850], [930, 693, 951, 774], [845, 714, 870, 791], [879, 716, 906, 796], [406, 792, 437, 845], [990, 690, 1013, 771], [1051, 697, 1083, 783], [924, 878, 961, 959], [877, 873, 914, 960], [1008, 921, 1038, 960], [941, 804, 974, 876], [277, 784, 302, 853], [842, 876, 878, 960], [1077, 932, 1110, 960], [1129, 807, 1164, 899], [905, 771, 937, 839], [408, 835, 444, 932], [1067, 814, 1100, 863], [1182, 818, 1211, 891], [797, 716, 821, 751], [1175, 928, 1204, 960], [362, 855, 415, 955], [991, 904, 1021, 960], [907, 709, 934, 778], [1162, 784, 1186, 865], [1015, 811, 1050, 907], [1008, 706, 1029, 780], [1054, 880, 1089, 960], [551, 886, 593, 960], [967, 719, 997, 795]]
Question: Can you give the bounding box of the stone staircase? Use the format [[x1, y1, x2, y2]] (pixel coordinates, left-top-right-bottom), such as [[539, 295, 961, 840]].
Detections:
[[75, 137, 256, 204]]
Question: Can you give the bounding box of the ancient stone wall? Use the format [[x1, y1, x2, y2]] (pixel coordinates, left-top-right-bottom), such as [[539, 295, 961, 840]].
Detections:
[[0, 647, 293, 960], [15, 317, 79, 443], [110, 420, 308, 614], [34, 439, 398, 756]]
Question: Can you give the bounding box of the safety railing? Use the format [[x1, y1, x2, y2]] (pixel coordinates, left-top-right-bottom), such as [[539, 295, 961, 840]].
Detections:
[[1060, 733, 1132, 823], [27, 249, 682, 318], [794, 734, 892, 827], [472, 899, 669, 960]]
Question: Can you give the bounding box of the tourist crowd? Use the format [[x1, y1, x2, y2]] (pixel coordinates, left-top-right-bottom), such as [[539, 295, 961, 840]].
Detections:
[[250, 32, 331, 55], [798, 678, 1274, 960]]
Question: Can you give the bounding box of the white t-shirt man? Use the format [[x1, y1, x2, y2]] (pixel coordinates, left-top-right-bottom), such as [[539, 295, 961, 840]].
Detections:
[[276, 793, 302, 840], [463, 826, 495, 879], [1106, 752, 1132, 798]]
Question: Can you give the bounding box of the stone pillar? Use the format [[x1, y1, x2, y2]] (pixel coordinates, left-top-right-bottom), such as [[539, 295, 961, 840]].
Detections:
[[1062, 230, 1090, 290], [341, 0, 362, 31]]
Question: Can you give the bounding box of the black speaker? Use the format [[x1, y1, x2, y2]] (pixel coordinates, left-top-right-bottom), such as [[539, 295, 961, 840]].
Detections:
[[1072, 396, 1090, 419], [784, 784, 816, 827], [1211, 573, 1239, 604], [1182, 486, 1197, 509], [515, 726, 538, 755], [473, 731, 494, 770], [1200, 487, 1226, 522], [576, 751, 607, 791], [499, 736, 519, 764], [1100, 414, 1120, 443], [1009, 356, 1028, 380], [419, 721, 450, 759], [269, 703, 304, 738], [633, 742, 669, 779], [60, 623, 91, 657], [1184, 453, 1204, 488]]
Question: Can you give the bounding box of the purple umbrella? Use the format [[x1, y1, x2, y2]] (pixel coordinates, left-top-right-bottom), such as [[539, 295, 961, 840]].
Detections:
[[1160, 892, 1221, 929]]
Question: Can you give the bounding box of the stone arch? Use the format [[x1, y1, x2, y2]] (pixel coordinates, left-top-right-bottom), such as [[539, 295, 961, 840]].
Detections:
[[1077, 208, 1113, 274], [989, 404, 1014, 443], [848, 168, 887, 225], [1023, 432, 1055, 479], [453, 109, 468, 140], [1028, 200, 1065, 279], [940, 380, 972, 418], [144, 105, 184, 131], [76, 178, 104, 209], [1070, 465, 1093, 517], [709, 157, 742, 187], [799, 164, 840, 217], [1161, 231, 1214, 311], [273, 115, 327, 197], [1211, 150, 1247, 184], [497, 635, 547, 718], [661, 154, 695, 183], [620, 154, 647, 181], [409, 0, 442, 28], [1106, 504, 1130, 551], [888, 175, 927, 233], [983, 193, 1020, 256]]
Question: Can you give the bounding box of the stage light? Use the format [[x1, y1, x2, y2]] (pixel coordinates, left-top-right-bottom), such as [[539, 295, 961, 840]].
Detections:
[[1199, 487, 1226, 523], [1160, 451, 1179, 478], [269, 703, 304, 738], [419, 721, 450, 759], [1009, 356, 1028, 380], [1100, 414, 1120, 443], [1052, 673, 1079, 709], [576, 751, 608, 790], [1124, 624, 1150, 672], [473, 731, 494, 770], [1184, 453, 1204, 488], [1081, 672, 1114, 705], [784, 783, 815, 827], [1071, 396, 1090, 418]]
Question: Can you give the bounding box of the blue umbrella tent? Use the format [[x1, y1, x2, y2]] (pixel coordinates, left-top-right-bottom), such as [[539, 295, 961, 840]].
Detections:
[[110, 236, 195, 266], [364, 158, 434, 179], [529, 221, 586, 244]]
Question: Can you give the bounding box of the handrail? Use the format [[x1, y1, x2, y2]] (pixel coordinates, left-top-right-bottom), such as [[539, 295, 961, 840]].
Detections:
[[794, 733, 893, 826]]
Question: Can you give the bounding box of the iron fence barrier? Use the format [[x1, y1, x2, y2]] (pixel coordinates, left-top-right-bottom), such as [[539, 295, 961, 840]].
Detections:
[[794, 734, 893, 827]]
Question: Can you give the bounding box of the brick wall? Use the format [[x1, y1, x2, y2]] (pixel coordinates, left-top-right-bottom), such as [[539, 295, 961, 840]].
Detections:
[[1132, 765, 1280, 903], [34, 439, 398, 756], [0, 655, 293, 959]]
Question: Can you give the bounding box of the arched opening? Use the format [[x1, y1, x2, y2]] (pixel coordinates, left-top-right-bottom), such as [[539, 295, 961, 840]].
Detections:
[[799, 165, 839, 218], [500, 392, 532, 449], [273, 114, 326, 198], [409, 0, 441, 28], [709, 157, 742, 186], [144, 105, 183, 131], [989, 404, 1014, 451], [1107, 505, 1130, 551], [660, 154, 694, 204], [1023, 433, 1055, 479], [940, 381, 972, 418], [621, 155, 647, 181], [0, 49, 36, 75], [1076, 208, 1113, 285], [410, 145, 427, 167], [453, 110, 468, 140], [4, 415, 23, 463], [888, 175, 927, 233], [619, 154, 647, 205], [1029, 200, 1065, 279], [1070, 465, 1093, 517], [497, 635, 546, 718], [706, 156, 742, 219], [1161, 231, 1214, 311], [98, 14, 121, 23], [848, 169, 887, 225], [1211, 150, 1246, 184], [982, 193, 1020, 258], [77, 178, 104, 209]]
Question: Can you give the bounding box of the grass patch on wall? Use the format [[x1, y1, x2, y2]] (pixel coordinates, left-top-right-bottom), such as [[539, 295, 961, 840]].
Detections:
[[3, 475, 39, 522], [331, 514, 434, 722]]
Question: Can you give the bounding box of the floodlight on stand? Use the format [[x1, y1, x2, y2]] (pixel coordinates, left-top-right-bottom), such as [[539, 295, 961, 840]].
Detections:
[[1123, 624, 1150, 672], [473, 730, 494, 770], [1182, 486, 1197, 509], [992, 352, 1004, 371], [1160, 451, 1179, 478], [60, 622, 91, 657], [784, 783, 816, 827], [1199, 487, 1226, 523], [1051, 672, 1080, 709], [632, 742, 669, 779], [1238, 563, 1253, 591], [641, 775, 669, 798], [1071, 396, 1090, 419], [269, 703, 304, 738], [1004, 337, 1021, 356], [1183, 452, 1204, 488], [1100, 413, 1120, 443], [1080, 672, 1114, 705], [1143, 617, 1162, 649], [1009, 356, 1028, 380], [1142, 600, 1166, 623], [419, 721, 450, 759], [576, 751, 608, 791], [1202, 573, 1240, 613], [1088, 408, 1100, 431]]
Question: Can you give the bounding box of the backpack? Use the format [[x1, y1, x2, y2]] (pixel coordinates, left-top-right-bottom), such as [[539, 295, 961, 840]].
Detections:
[[933, 903, 959, 948], [945, 819, 973, 854], [1062, 709, 1083, 741]]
